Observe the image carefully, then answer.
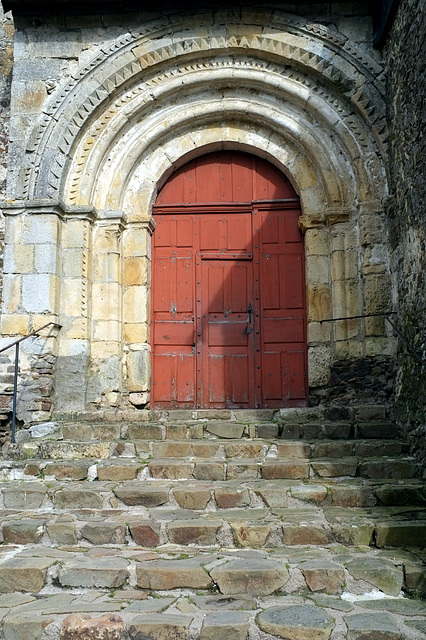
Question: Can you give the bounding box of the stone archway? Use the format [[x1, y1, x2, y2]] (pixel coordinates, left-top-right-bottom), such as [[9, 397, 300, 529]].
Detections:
[[1, 8, 393, 417]]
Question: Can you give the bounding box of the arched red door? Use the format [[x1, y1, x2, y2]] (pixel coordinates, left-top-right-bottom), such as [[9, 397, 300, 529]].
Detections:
[[151, 151, 307, 409]]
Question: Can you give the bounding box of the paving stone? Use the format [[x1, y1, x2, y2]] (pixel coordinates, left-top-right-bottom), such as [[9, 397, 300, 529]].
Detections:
[[230, 522, 271, 547], [97, 461, 141, 481], [2, 612, 54, 640], [404, 561, 426, 594], [192, 595, 257, 610], [200, 611, 250, 640], [313, 441, 353, 458], [44, 462, 90, 480], [210, 558, 289, 595], [128, 614, 193, 640], [358, 459, 417, 479], [276, 442, 312, 458], [129, 522, 160, 547], [257, 423, 279, 438], [329, 521, 374, 546], [2, 518, 46, 544], [215, 488, 249, 509], [167, 519, 221, 545], [224, 442, 264, 458], [123, 599, 175, 612], [308, 594, 354, 612], [311, 459, 358, 478], [255, 486, 289, 508], [357, 598, 426, 616], [257, 603, 334, 640], [226, 460, 259, 480], [300, 560, 346, 594], [113, 486, 169, 507], [344, 612, 400, 639], [282, 523, 330, 546], [80, 522, 127, 545], [0, 557, 55, 593], [375, 521, 426, 548], [262, 461, 309, 479], [345, 557, 403, 596], [205, 422, 245, 439], [58, 558, 130, 588], [149, 460, 192, 479], [136, 558, 212, 590], [374, 484, 426, 506], [329, 486, 376, 507], [191, 442, 221, 457], [54, 489, 103, 510], [2, 488, 45, 509], [127, 424, 163, 440], [193, 461, 224, 480], [355, 441, 402, 457], [46, 519, 78, 545], [174, 488, 211, 509], [152, 442, 191, 458], [60, 613, 124, 640], [405, 620, 426, 634], [290, 485, 327, 504]]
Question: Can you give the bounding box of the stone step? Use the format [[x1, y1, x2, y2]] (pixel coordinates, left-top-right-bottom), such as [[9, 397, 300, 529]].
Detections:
[[0, 545, 425, 639], [1, 477, 425, 511], [2, 436, 407, 463], [1, 499, 425, 549]]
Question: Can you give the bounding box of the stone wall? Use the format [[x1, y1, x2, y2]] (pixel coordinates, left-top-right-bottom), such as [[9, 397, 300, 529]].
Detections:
[[384, 0, 426, 470], [0, 3, 397, 421]]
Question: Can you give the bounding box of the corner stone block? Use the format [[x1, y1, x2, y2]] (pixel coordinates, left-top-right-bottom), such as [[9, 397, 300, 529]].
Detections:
[[123, 286, 148, 323], [127, 348, 151, 391], [60, 614, 124, 640], [0, 314, 30, 335], [21, 215, 59, 245], [3, 243, 34, 273]]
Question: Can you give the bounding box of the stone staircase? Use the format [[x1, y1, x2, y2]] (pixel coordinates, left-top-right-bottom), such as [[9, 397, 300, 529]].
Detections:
[[0, 407, 425, 640]]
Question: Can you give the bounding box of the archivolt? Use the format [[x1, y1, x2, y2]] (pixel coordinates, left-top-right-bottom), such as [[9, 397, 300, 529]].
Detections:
[[17, 10, 388, 212]]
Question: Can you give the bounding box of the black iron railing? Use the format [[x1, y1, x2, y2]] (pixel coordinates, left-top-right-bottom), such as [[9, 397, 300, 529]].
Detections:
[[0, 322, 61, 443]]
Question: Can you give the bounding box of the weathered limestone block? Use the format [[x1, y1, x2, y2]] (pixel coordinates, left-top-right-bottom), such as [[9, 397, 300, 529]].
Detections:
[[128, 614, 193, 640], [210, 558, 289, 596], [375, 521, 426, 548], [167, 520, 221, 545], [129, 522, 160, 547], [114, 486, 169, 507], [345, 558, 403, 596], [80, 522, 127, 545], [2, 518, 46, 544], [257, 604, 334, 640], [200, 611, 250, 640], [152, 442, 191, 457], [194, 461, 224, 480], [224, 442, 264, 458], [262, 460, 309, 479], [97, 461, 141, 481], [215, 488, 249, 509], [205, 422, 245, 439], [59, 558, 130, 588], [226, 460, 259, 480], [3, 612, 54, 640], [60, 614, 124, 640], [46, 518, 78, 545], [230, 522, 271, 547], [136, 558, 212, 590], [149, 460, 192, 479], [54, 489, 103, 510], [282, 523, 330, 546], [2, 487, 45, 509], [276, 442, 312, 458], [0, 557, 55, 593], [174, 488, 211, 509], [290, 485, 327, 504], [44, 462, 91, 480], [301, 560, 346, 594], [344, 612, 400, 640], [404, 562, 426, 594]]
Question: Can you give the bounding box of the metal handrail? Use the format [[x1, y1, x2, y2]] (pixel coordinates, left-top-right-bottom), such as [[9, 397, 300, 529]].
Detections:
[[0, 322, 61, 443], [319, 311, 426, 368]]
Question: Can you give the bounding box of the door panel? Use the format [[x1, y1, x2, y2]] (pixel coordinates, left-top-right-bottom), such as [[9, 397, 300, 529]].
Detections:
[[151, 152, 307, 409]]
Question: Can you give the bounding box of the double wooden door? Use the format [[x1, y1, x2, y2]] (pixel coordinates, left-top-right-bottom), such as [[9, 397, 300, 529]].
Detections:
[[151, 203, 307, 409]]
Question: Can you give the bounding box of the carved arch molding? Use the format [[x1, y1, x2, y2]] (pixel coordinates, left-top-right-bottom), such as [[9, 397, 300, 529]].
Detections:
[[11, 9, 388, 222]]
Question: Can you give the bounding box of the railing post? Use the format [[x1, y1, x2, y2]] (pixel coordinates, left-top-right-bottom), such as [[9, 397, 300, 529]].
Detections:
[[11, 342, 19, 444]]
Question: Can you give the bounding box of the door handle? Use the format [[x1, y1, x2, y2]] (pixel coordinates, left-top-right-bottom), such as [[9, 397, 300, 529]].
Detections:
[[244, 303, 253, 334]]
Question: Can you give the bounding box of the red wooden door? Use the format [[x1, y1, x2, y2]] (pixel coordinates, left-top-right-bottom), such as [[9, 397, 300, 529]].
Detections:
[[151, 152, 307, 408]]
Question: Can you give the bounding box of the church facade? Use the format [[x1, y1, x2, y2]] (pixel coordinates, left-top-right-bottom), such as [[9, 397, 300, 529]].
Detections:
[[0, 2, 407, 423]]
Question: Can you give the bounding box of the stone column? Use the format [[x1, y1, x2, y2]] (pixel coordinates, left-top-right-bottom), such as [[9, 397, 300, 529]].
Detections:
[[86, 211, 124, 409], [54, 206, 95, 413], [122, 219, 155, 408]]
